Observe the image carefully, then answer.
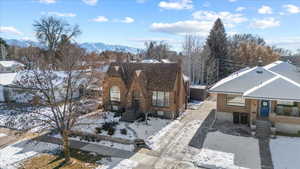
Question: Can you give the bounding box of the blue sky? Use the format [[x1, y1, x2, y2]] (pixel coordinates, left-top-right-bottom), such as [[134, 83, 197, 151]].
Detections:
[[0, 0, 300, 51]]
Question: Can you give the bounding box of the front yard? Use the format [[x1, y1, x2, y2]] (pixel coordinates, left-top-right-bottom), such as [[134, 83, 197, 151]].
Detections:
[[53, 112, 174, 151]]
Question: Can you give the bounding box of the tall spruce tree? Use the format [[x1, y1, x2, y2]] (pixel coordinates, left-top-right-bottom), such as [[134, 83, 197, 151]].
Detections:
[[205, 18, 229, 82]]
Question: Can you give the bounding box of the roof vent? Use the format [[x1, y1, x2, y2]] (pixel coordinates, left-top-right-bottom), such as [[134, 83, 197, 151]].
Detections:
[[256, 70, 263, 74]]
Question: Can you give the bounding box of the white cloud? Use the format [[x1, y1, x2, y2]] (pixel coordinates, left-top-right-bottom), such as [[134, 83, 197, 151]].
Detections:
[[121, 17, 135, 23], [82, 0, 98, 6], [250, 18, 280, 29], [228, 0, 237, 2], [91, 16, 108, 22], [151, 10, 247, 36], [158, 0, 193, 10], [46, 12, 76, 17], [258, 5, 273, 14], [236, 7, 246, 12], [37, 0, 56, 4], [283, 4, 300, 14], [150, 20, 213, 36], [0, 26, 22, 35], [266, 37, 300, 51], [192, 10, 247, 28]]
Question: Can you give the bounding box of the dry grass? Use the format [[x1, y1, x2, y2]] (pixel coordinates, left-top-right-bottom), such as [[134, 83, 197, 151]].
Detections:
[[20, 149, 103, 169]]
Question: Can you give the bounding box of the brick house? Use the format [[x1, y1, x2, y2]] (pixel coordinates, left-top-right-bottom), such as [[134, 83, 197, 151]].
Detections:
[[102, 62, 189, 121], [209, 61, 300, 134]]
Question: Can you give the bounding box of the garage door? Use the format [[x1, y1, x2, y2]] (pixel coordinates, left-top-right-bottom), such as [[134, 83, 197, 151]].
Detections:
[[0, 85, 4, 102]]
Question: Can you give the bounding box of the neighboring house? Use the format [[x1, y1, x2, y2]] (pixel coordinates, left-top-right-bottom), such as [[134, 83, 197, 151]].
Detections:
[[103, 62, 189, 121], [0, 60, 24, 73], [0, 71, 85, 104], [209, 61, 300, 134]]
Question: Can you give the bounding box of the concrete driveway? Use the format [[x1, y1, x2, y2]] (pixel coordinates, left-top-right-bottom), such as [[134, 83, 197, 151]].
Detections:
[[203, 131, 261, 169]]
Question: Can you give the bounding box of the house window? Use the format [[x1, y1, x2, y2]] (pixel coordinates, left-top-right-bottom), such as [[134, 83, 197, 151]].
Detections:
[[277, 100, 295, 106], [152, 91, 170, 107], [226, 95, 245, 106], [157, 111, 164, 116], [110, 86, 120, 102]]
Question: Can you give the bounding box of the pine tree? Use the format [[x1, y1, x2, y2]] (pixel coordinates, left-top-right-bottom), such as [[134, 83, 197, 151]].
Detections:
[[205, 18, 229, 83]]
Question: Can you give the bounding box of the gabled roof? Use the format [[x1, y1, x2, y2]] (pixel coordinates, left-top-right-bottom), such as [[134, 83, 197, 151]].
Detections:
[[106, 62, 180, 91], [209, 61, 300, 101], [0, 60, 24, 68]]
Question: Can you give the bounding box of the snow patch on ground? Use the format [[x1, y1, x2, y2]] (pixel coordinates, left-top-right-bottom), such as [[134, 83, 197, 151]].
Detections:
[[188, 100, 203, 110], [0, 139, 60, 169], [0, 133, 7, 137], [97, 158, 138, 169], [270, 136, 300, 169], [146, 119, 180, 150], [0, 107, 52, 131], [129, 117, 171, 140], [192, 148, 249, 169]]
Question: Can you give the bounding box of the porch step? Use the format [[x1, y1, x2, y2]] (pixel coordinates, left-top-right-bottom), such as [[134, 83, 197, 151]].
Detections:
[[255, 120, 271, 138]]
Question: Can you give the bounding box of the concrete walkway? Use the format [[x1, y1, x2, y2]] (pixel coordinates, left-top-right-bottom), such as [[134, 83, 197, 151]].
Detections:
[[36, 135, 135, 158], [128, 100, 216, 169]]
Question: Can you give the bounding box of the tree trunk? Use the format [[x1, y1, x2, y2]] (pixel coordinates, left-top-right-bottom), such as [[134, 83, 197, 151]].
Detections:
[[62, 130, 71, 163]]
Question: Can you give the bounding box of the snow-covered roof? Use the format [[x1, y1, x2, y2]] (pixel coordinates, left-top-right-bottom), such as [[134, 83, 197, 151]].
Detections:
[[0, 73, 18, 85], [0, 70, 87, 88], [183, 74, 189, 82], [141, 59, 174, 64], [190, 85, 207, 89], [0, 61, 24, 68], [209, 61, 300, 101], [141, 59, 160, 63]]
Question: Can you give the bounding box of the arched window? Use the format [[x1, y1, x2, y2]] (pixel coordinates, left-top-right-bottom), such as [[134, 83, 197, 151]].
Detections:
[[110, 86, 120, 102]]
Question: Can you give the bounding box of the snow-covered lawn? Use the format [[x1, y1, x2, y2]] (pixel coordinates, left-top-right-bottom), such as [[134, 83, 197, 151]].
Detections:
[[270, 136, 300, 169], [0, 106, 52, 132], [65, 112, 177, 151], [74, 112, 172, 140], [0, 139, 60, 169]]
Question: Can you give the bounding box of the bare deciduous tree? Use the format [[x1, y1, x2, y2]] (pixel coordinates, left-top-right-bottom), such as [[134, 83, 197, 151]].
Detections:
[[9, 17, 95, 163]]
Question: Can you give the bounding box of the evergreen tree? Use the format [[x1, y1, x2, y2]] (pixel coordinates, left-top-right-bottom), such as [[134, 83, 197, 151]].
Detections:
[[205, 18, 229, 82]]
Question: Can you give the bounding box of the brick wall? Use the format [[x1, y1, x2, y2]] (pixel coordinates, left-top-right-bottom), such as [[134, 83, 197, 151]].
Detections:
[[217, 94, 251, 113]]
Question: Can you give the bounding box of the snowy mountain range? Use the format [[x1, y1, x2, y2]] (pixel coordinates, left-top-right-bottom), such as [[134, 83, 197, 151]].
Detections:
[[5, 39, 140, 54]]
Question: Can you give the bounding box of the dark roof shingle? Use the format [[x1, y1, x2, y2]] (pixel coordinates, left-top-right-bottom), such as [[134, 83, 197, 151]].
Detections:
[[107, 62, 180, 91]]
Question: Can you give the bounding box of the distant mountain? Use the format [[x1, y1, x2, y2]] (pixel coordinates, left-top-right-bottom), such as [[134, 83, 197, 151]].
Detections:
[[80, 42, 139, 54], [4, 39, 140, 54], [5, 39, 43, 48]]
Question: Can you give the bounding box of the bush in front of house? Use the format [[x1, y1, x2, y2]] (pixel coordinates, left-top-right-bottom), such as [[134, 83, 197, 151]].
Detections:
[[120, 128, 127, 135], [102, 122, 118, 131], [95, 127, 102, 134], [108, 127, 115, 135]]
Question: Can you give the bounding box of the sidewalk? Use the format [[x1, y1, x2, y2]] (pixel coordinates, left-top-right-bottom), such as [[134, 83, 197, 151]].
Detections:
[[36, 135, 135, 158]]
